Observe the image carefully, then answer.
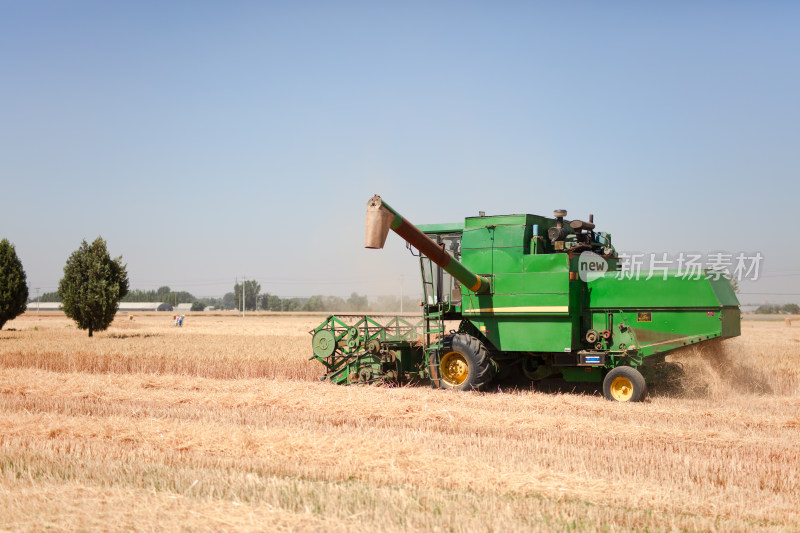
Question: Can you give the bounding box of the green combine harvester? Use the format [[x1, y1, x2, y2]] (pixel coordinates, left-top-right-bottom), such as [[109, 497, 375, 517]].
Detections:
[[310, 195, 740, 402]]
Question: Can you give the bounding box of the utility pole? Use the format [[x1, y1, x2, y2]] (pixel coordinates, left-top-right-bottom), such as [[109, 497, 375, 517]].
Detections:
[[36, 287, 40, 314]]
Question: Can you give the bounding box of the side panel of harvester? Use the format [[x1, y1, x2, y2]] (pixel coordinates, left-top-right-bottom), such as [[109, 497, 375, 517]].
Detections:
[[585, 273, 740, 358], [459, 215, 577, 352]]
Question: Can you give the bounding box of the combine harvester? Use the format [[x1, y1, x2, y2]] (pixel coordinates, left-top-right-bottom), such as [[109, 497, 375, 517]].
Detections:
[[310, 195, 740, 401]]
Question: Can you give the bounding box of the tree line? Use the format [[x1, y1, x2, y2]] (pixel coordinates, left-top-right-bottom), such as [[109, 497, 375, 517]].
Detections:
[[211, 290, 418, 313], [37, 286, 195, 305], [35, 285, 420, 314], [754, 303, 800, 315]]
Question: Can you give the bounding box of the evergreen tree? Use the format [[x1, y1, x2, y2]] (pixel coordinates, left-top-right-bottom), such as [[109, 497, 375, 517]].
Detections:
[[58, 237, 129, 337], [0, 239, 29, 330]]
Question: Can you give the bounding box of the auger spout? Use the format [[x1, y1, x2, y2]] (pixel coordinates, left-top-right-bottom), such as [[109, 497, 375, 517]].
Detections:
[[365, 194, 490, 294]]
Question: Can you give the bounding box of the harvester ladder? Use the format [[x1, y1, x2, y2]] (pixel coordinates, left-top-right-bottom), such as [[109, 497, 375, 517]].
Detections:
[[424, 304, 446, 388]]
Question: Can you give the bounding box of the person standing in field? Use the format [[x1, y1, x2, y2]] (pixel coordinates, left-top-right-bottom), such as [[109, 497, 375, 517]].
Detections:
[[179, 314, 184, 327]]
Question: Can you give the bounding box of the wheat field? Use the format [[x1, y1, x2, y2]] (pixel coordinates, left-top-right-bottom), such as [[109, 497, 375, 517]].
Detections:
[[0, 312, 798, 532]]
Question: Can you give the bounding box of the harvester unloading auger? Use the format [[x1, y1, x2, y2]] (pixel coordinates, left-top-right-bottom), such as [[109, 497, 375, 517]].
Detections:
[[310, 195, 741, 402]]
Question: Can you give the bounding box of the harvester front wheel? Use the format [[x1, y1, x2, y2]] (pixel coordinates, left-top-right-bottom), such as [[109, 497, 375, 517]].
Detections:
[[603, 366, 647, 402], [435, 334, 494, 391]]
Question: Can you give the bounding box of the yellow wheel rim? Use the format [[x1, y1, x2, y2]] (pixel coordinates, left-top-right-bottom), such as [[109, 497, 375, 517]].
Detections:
[[610, 376, 634, 401], [440, 351, 469, 386]]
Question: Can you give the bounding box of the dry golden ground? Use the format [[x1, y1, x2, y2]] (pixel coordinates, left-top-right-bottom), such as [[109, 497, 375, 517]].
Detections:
[[0, 312, 798, 532]]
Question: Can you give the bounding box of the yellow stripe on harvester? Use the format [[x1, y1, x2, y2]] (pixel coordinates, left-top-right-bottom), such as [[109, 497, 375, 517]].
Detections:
[[463, 306, 569, 314]]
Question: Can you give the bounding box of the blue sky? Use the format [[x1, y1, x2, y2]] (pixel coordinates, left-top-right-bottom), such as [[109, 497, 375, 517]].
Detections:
[[1, 1, 798, 303]]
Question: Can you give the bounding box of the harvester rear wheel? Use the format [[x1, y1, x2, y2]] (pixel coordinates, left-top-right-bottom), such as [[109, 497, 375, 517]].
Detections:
[[435, 334, 494, 391], [603, 366, 647, 402]]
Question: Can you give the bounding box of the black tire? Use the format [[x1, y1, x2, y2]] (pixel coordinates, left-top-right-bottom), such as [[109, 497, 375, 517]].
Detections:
[[602, 366, 647, 402], [433, 334, 494, 391]]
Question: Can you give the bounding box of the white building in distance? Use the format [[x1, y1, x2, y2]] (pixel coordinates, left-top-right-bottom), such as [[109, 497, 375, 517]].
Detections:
[[27, 302, 173, 312], [117, 302, 173, 312], [26, 302, 62, 311]]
